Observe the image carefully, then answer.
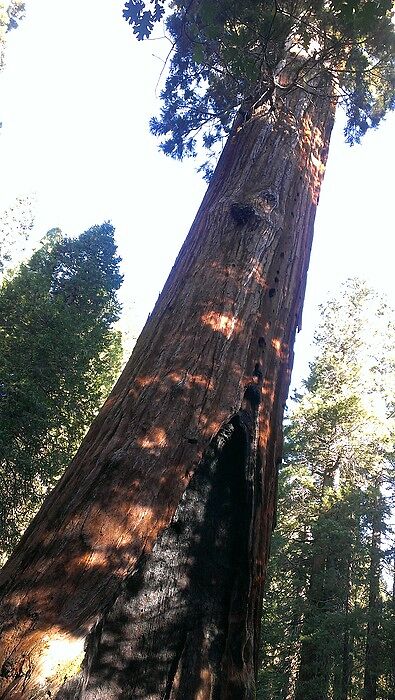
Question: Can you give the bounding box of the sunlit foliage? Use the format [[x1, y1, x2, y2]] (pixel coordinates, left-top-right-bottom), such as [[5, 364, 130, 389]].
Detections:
[[0, 223, 123, 561], [124, 0, 394, 175]]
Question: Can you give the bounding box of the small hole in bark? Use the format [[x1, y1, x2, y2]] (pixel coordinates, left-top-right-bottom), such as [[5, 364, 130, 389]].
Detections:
[[172, 384, 184, 398], [269, 288, 276, 298], [280, 252, 285, 258], [253, 363, 263, 381], [123, 562, 147, 596], [274, 276, 279, 283], [260, 190, 278, 213], [291, 212, 294, 217], [231, 202, 257, 225], [258, 337, 266, 349], [187, 437, 198, 445], [1, 660, 13, 679], [171, 519, 184, 535]]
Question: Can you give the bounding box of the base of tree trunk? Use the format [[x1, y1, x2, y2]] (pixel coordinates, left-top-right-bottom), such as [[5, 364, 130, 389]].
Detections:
[[56, 413, 258, 699]]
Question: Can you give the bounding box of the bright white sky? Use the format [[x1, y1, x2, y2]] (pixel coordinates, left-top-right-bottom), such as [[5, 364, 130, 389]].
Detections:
[[0, 0, 394, 390]]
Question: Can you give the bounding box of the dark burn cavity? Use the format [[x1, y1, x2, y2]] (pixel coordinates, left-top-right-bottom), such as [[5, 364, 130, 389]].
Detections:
[[230, 202, 259, 226], [244, 383, 262, 407], [77, 418, 251, 699]]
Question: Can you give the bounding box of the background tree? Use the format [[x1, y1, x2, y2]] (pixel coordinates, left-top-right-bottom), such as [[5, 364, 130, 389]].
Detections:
[[258, 279, 395, 700], [0, 3, 393, 698], [0, 223, 123, 560]]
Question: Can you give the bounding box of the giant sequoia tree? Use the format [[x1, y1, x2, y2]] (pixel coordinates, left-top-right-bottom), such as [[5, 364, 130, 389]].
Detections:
[[0, 2, 394, 698]]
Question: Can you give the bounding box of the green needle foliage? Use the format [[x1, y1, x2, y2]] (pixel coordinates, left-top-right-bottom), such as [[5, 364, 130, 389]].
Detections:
[[0, 223, 123, 562], [124, 0, 394, 174], [258, 279, 395, 700]]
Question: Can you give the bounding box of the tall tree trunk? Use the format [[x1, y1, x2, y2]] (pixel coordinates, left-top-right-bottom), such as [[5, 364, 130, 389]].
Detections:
[[293, 544, 330, 700], [282, 602, 305, 700], [333, 546, 352, 700], [389, 556, 395, 700], [340, 551, 352, 700], [0, 85, 335, 699], [363, 490, 383, 700], [294, 470, 335, 700]]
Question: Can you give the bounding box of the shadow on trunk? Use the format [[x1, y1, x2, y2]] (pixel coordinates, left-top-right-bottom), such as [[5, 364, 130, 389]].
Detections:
[[57, 413, 257, 699]]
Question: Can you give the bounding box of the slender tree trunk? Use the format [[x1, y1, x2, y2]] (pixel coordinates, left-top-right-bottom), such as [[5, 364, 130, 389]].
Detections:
[[0, 84, 335, 699], [282, 604, 304, 700], [294, 545, 330, 700], [340, 552, 352, 700], [363, 490, 383, 700], [294, 470, 335, 700], [333, 547, 352, 700], [389, 556, 395, 700]]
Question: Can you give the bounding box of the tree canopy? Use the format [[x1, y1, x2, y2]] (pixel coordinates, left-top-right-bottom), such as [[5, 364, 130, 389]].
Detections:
[[0, 223, 123, 560], [124, 0, 394, 172]]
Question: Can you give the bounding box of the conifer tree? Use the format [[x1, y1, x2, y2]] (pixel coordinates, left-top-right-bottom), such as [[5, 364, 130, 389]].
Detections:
[[258, 279, 395, 700], [0, 223, 123, 560]]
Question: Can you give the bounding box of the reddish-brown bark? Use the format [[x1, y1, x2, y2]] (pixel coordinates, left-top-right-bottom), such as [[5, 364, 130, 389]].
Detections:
[[0, 84, 335, 698]]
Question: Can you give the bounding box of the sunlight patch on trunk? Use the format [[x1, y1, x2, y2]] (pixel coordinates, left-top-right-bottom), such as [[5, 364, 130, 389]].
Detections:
[[38, 633, 85, 686], [201, 311, 243, 338]]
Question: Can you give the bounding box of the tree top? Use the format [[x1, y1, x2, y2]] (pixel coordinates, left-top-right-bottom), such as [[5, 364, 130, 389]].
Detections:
[[124, 0, 394, 172]]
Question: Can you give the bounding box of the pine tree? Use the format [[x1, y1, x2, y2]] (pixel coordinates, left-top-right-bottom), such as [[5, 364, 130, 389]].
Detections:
[[258, 279, 395, 700], [0, 223, 123, 560], [0, 3, 393, 697]]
